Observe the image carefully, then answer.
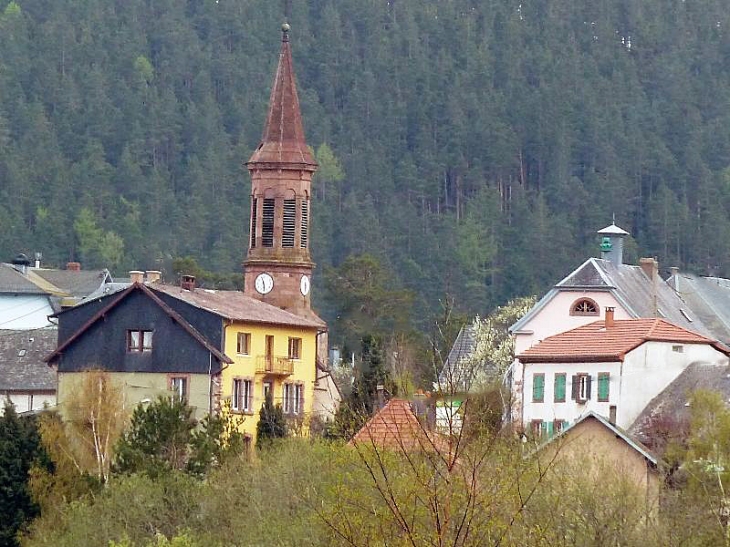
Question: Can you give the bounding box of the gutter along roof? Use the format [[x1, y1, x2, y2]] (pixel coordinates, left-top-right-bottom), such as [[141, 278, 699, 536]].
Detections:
[[518, 318, 729, 363]]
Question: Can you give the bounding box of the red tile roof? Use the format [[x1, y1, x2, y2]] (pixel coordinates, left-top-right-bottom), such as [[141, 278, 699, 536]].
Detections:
[[351, 399, 446, 452], [518, 318, 730, 363]]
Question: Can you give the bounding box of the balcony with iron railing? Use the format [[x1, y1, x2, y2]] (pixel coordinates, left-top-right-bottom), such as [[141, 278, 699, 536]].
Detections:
[[255, 355, 294, 376]]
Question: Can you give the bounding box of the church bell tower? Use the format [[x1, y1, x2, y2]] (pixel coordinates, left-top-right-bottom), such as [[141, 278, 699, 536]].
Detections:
[[244, 24, 318, 316]]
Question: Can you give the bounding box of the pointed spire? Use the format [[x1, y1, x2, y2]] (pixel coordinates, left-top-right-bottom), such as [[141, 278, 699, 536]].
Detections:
[[247, 23, 317, 169]]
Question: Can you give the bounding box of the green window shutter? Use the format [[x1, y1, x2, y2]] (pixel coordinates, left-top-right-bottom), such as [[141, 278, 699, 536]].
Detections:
[[533, 374, 545, 402], [546, 421, 554, 438], [554, 374, 566, 402], [598, 373, 610, 401]]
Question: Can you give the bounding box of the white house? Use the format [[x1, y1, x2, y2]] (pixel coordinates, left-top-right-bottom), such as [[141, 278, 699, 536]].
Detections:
[[510, 223, 713, 355], [0, 256, 112, 329], [511, 308, 730, 434]]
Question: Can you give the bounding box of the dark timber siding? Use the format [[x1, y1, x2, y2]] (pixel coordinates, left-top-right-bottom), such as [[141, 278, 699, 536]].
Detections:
[[154, 291, 224, 349], [55, 290, 223, 374]]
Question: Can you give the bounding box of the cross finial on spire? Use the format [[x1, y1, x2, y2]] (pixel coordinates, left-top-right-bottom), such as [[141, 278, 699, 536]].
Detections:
[[612, 212, 616, 223]]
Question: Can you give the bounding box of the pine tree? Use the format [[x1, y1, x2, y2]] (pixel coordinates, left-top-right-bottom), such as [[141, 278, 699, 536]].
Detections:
[[256, 392, 286, 449], [0, 403, 45, 547]]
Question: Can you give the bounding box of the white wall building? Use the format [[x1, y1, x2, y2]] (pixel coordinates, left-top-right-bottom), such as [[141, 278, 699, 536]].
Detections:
[[511, 309, 730, 434]]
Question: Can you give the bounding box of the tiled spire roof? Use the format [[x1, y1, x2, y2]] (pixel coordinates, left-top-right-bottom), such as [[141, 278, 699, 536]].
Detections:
[[247, 24, 316, 169]]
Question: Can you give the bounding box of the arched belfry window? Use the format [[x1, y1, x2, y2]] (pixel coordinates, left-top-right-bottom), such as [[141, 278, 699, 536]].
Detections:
[[571, 298, 599, 316]]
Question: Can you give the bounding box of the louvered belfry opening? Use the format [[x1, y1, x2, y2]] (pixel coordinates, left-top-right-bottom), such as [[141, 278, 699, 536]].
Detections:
[[250, 198, 258, 248], [300, 199, 308, 249], [261, 198, 275, 247], [282, 199, 296, 247]]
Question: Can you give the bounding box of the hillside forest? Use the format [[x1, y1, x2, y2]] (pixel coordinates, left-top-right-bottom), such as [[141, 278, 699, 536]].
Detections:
[[1, 0, 730, 344]]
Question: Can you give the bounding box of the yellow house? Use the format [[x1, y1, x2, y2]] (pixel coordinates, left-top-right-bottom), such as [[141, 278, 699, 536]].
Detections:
[[222, 321, 320, 439]]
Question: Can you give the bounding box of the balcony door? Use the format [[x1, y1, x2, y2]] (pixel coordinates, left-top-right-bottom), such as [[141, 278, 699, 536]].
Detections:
[[265, 335, 274, 371]]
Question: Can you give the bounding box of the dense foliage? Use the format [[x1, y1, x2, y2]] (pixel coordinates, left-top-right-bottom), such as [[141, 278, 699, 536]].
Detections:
[[2, 0, 730, 339], [0, 404, 45, 547]]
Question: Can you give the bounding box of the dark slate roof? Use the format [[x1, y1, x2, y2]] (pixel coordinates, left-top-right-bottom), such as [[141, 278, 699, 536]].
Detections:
[[557, 259, 611, 288], [629, 362, 730, 443], [32, 269, 110, 298], [512, 258, 715, 339], [152, 284, 326, 329], [0, 328, 57, 391], [437, 323, 500, 392], [668, 273, 730, 345], [0, 264, 47, 294]]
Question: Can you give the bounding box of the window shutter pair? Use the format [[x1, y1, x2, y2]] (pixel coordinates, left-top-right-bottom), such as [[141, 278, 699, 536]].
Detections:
[[570, 374, 592, 401]]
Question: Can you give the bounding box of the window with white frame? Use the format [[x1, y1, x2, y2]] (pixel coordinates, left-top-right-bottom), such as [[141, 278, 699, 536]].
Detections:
[[169, 376, 187, 403], [232, 378, 253, 412], [237, 332, 251, 355], [127, 330, 153, 352], [283, 383, 303, 415], [571, 373, 591, 403], [288, 337, 302, 360]]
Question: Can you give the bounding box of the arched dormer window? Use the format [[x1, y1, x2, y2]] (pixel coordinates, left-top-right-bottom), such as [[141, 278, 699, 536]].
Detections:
[[571, 298, 599, 316]]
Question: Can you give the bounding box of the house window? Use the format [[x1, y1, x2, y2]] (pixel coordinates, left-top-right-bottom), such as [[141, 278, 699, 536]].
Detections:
[[553, 419, 569, 434], [571, 373, 591, 403], [554, 373, 566, 403], [532, 373, 545, 403], [530, 419, 543, 438], [283, 383, 303, 415], [237, 332, 251, 355], [570, 298, 599, 316], [169, 376, 188, 403], [672, 345, 684, 353], [232, 378, 253, 413], [288, 337, 302, 360], [127, 330, 153, 352], [597, 372, 610, 402], [262, 198, 275, 247]]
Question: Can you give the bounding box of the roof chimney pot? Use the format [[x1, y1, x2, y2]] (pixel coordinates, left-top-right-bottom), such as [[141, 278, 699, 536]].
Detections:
[[66, 262, 81, 272], [181, 274, 196, 291], [639, 257, 659, 280], [605, 307, 615, 328], [129, 271, 144, 284], [145, 270, 161, 284]]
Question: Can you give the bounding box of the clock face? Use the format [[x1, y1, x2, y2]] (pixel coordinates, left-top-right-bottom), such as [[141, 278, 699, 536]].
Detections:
[[300, 275, 310, 296], [254, 273, 274, 295]]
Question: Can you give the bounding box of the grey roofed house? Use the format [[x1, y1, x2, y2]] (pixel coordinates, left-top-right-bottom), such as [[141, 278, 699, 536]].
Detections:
[[32, 268, 112, 302], [0, 328, 57, 411], [437, 323, 480, 392], [628, 362, 730, 445], [0, 263, 48, 295], [667, 272, 730, 345], [510, 257, 715, 339]]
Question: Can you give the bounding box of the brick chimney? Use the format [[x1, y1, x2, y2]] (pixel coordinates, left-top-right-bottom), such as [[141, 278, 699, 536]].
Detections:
[[66, 262, 81, 272], [639, 258, 659, 280], [605, 307, 615, 328], [145, 270, 161, 284], [129, 271, 144, 284], [181, 274, 196, 291]]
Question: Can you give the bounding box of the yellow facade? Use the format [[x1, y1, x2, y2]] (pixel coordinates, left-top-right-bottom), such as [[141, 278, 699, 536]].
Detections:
[[221, 321, 319, 441]]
